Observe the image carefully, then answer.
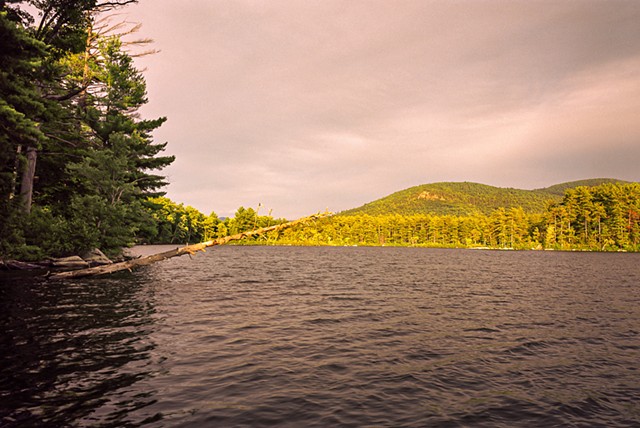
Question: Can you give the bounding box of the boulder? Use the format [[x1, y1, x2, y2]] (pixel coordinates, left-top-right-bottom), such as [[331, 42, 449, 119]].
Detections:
[[51, 256, 89, 269], [81, 248, 113, 267], [109, 248, 140, 263], [121, 248, 141, 261]]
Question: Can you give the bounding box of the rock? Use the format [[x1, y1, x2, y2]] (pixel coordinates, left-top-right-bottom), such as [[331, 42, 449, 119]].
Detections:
[[109, 248, 140, 263], [51, 256, 89, 269], [121, 248, 141, 261], [81, 248, 113, 267]]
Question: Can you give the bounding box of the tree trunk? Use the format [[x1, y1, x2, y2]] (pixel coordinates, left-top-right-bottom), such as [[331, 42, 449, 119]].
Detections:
[[8, 145, 22, 201], [19, 146, 37, 214]]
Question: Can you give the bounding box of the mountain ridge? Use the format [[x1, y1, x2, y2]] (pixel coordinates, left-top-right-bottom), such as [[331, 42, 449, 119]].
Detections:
[[339, 178, 631, 217], [534, 178, 628, 196]]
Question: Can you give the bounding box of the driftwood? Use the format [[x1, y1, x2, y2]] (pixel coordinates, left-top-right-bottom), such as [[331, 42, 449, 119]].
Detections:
[[48, 212, 329, 280], [1, 260, 45, 270]]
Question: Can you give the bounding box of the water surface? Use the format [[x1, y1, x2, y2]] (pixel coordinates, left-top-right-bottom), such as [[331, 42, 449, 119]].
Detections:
[[1, 247, 639, 427]]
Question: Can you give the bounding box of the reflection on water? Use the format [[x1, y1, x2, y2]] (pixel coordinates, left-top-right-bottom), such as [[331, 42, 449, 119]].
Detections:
[[1, 247, 640, 427], [0, 275, 160, 426]]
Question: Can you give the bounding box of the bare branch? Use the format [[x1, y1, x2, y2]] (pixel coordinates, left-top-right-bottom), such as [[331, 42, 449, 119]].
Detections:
[[44, 84, 89, 102], [95, 1, 138, 12]]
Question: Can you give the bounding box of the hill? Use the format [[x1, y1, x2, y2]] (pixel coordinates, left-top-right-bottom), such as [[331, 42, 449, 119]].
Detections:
[[339, 179, 628, 217], [535, 178, 629, 196]]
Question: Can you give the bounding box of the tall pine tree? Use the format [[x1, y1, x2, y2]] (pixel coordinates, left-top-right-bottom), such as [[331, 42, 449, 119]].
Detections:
[[1, 1, 174, 259]]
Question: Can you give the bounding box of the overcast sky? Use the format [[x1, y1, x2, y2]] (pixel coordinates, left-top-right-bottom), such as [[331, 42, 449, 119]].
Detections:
[[123, 0, 640, 219]]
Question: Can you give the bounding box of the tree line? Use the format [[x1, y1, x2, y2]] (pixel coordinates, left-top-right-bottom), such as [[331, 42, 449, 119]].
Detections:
[[141, 198, 286, 246], [1, 1, 173, 260], [140, 183, 640, 252], [273, 183, 640, 251]]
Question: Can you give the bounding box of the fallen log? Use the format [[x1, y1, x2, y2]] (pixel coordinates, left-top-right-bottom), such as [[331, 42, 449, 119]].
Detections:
[[48, 212, 329, 280], [1, 260, 46, 270]]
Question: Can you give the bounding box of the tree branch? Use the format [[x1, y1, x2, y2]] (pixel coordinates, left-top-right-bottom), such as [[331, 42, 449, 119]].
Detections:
[[48, 212, 332, 279], [44, 84, 89, 102]]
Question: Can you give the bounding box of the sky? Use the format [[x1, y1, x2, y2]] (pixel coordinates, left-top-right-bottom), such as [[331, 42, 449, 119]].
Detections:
[[123, 0, 640, 219]]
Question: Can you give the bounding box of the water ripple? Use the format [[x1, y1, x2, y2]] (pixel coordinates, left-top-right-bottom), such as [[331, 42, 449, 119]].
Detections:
[[1, 247, 640, 427]]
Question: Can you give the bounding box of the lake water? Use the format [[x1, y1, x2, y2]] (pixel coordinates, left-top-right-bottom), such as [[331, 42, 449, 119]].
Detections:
[[1, 246, 639, 427]]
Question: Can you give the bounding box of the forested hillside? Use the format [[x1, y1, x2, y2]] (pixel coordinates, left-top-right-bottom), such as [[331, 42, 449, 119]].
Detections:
[[274, 183, 640, 251], [340, 179, 626, 217], [141, 183, 640, 253], [536, 178, 628, 196]]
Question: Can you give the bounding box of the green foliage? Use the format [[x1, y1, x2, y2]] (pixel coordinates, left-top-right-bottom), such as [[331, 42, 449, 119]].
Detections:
[[340, 180, 629, 218], [24, 205, 94, 258], [341, 182, 560, 217], [0, 11, 49, 214], [0, 200, 27, 257], [223, 206, 286, 244], [0, 11, 48, 141], [138, 201, 286, 246], [544, 183, 640, 251], [0, 10, 54, 256], [272, 212, 534, 249], [538, 178, 629, 197], [268, 183, 639, 252], [1, 2, 173, 260], [143, 197, 218, 244]]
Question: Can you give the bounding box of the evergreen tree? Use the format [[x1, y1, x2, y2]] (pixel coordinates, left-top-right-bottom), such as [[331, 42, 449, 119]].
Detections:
[[0, 10, 50, 254], [59, 36, 174, 253], [1, 1, 174, 259]]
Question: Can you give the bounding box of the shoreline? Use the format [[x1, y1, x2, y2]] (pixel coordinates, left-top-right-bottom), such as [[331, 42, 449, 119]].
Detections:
[[2, 243, 633, 274]]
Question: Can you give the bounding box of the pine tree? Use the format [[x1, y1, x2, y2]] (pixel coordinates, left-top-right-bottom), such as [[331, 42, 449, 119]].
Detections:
[[61, 36, 174, 253], [0, 10, 50, 254], [1, 1, 174, 259]]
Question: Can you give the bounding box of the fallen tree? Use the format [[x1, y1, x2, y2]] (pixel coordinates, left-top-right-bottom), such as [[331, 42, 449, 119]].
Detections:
[[48, 212, 329, 280]]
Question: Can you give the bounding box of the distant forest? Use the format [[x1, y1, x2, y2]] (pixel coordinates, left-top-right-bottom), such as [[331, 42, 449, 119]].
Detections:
[[143, 182, 640, 252], [278, 183, 640, 251], [1, 3, 639, 261]]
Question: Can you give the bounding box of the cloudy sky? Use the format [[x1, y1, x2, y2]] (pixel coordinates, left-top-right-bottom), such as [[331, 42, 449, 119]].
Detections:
[[124, 0, 640, 219]]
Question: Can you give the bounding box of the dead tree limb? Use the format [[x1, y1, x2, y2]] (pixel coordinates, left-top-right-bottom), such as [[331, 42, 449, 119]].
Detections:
[[48, 212, 330, 280]]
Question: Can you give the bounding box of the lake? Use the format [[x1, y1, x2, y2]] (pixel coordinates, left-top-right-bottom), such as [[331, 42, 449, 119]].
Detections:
[[1, 246, 639, 427]]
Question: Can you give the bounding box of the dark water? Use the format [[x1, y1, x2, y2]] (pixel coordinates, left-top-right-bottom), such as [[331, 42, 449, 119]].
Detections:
[[1, 247, 640, 427]]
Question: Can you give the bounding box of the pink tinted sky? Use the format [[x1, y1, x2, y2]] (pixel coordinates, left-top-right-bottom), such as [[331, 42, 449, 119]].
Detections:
[[124, 0, 640, 219]]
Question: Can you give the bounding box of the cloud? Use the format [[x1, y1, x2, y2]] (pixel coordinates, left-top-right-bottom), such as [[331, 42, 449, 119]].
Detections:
[[125, 0, 640, 218]]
